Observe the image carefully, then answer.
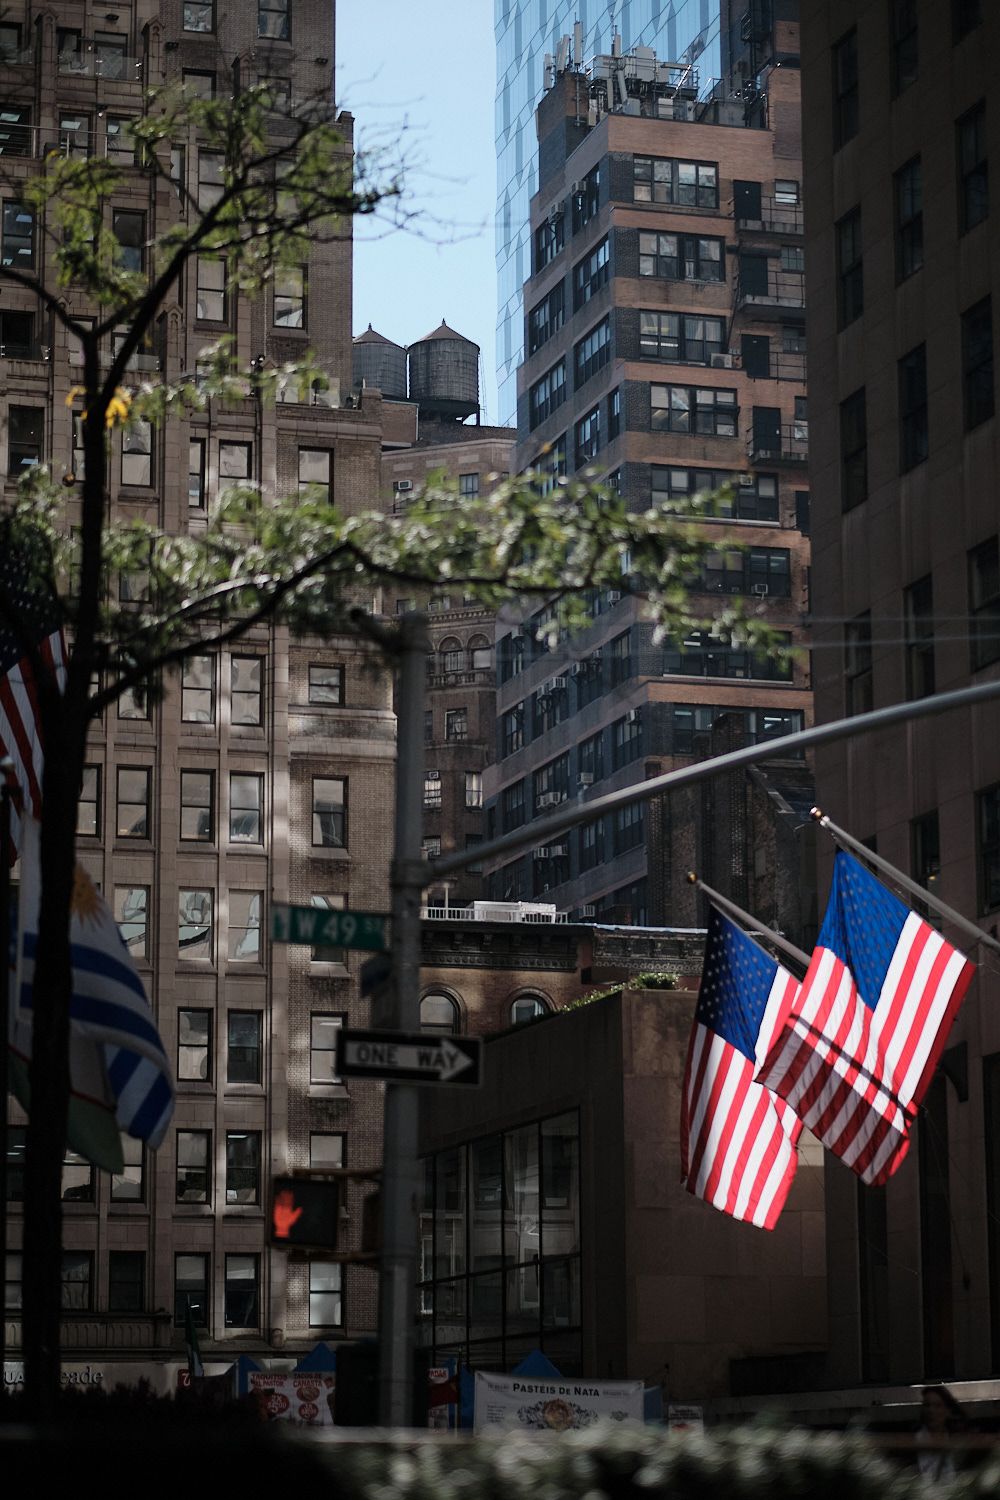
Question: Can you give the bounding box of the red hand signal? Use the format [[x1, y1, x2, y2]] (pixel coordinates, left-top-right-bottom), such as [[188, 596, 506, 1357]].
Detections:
[[273, 1188, 304, 1239]]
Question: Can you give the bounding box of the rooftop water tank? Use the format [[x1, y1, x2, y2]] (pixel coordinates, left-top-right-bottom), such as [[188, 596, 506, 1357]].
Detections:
[[407, 320, 480, 422], [351, 324, 407, 399]]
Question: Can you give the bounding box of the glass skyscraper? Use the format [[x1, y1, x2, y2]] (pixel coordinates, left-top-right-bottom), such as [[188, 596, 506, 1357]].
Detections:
[[494, 0, 722, 425]]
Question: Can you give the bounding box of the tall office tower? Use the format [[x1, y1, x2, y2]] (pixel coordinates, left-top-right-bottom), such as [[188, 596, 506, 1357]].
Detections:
[[2, 2, 393, 1382], [485, 15, 810, 926], [802, 0, 1000, 1392], [495, 0, 723, 426]]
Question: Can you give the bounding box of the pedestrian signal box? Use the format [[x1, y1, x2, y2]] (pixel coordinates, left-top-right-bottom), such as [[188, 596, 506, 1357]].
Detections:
[[270, 1175, 340, 1251]]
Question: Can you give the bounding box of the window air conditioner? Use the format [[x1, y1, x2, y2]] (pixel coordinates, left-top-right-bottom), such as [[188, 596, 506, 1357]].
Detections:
[[607, 589, 622, 604], [537, 792, 559, 809], [710, 352, 734, 369], [534, 846, 552, 859], [751, 582, 769, 596], [625, 708, 640, 724], [394, 479, 413, 493], [578, 772, 594, 787], [581, 904, 597, 918], [550, 844, 568, 857]]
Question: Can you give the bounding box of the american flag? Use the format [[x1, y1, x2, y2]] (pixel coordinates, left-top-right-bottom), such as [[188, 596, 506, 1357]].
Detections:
[[755, 851, 975, 1187], [0, 545, 67, 859], [681, 906, 803, 1230]]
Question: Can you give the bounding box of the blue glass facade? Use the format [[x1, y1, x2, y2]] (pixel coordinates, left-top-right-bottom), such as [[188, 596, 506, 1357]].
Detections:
[[494, 0, 722, 425]]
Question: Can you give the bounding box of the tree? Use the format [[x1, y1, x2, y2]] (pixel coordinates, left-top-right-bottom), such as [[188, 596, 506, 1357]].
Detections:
[[0, 80, 752, 1415]]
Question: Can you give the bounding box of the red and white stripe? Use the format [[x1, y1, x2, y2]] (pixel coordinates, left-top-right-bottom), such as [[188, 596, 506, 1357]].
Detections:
[[756, 916, 974, 1186], [681, 965, 801, 1230], [0, 629, 66, 856]]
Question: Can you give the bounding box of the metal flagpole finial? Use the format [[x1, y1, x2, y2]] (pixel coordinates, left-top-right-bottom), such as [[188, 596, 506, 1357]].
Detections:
[[686, 870, 699, 885], [810, 806, 828, 824]]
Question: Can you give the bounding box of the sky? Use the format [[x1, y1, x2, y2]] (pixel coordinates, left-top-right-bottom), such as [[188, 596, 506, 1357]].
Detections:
[[336, 4, 501, 424]]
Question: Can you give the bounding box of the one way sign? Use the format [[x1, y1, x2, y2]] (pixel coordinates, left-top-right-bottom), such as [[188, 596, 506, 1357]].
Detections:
[[335, 1028, 483, 1087]]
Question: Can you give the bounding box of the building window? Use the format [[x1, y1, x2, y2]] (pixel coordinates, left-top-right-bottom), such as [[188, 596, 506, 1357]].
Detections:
[[188, 437, 206, 508], [458, 471, 480, 499], [195, 256, 226, 321], [229, 773, 263, 843], [0, 23, 22, 62], [274, 265, 305, 327], [7, 405, 42, 475], [575, 406, 601, 468], [1, 201, 34, 268], [978, 783, 1000, 911], [527, 282, 565, 355], [572, 237, 609, 311], [446, 708, 468, 741], [310, 1133, 344, 1170], [121, 419, 152, 486], [227, 1011, 262, 1084], [4, 1252, 20, 1311], [639, 311, 724, 365], [182, 655, 215, 722], [309, 664, 344, 704], [633, 156, 718, 207], [310, 1013, 344, 1084], [108, 1251, 145, 1313], [465, 833, 484, 872], [528, 360, 566, 429], [423, 769, 442, 809], [57, 111, 88, 159], [911, 809, 941, 914], [651, 465, 778, 523], [177, 1009, 212, 1083], [969, 536, 1000, 670], [312, 777, 346, 847], [112, 210, 145, 274], [957, 101, 988, 234], [231, 656, 263, 725], [962, 298, 994, 430], [183, 1, 215, 30], [228, 891, 262, 963], [61, 1252, 92, 1311], [197, 149, 224, 210], [106, 116, 135, 164], [0, 309, 35, 359], [904, 575, 935, 699], [179, 889, 213, 961], [309, 893, 346, 963], [422, 834, 442, 860], [651, 385, 737, 438], [836, 208, 863, 329], [638, 231, 723, 281], [608, 387, 621, 441], [420, 993, 458, 1033], [894, 158, 923, 280], [571, 164, 599, 232], [612, 712, 642, 770], [78, 766, 100, 837], [465, 770, 483, 809], [840, 388, 868, 512], [501, 779, 525, 832], [832, 29, 859, 149], [898, 344, 928, 472], [111, 1135, 144, 1202], [511, 995, 548, 1025], [176, 1130, 211, 1203], [534, 214, 564, 272], [309, 1261, 342, 1326], [224, 1254, 259, 1328], [470, 636, 492, 670], [115, 886, 148, 959], [258, 0, 289, 40], [845, 613, 873, 716], [890, 0, 918, 94], [61, 1146, 94, 1202], [573, 317, 611, 388], [174, 1254, 208, 1327], [180, 769, 214, 842], [225, 1132, 261, 1206], [219, 440, 251, 485], [298, 447, 332, 502], [613, 802, 644, 854], [116, 767, 150, 838]]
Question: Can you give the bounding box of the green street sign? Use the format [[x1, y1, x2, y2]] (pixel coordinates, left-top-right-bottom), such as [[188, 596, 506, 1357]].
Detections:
[[271, 903, 389, 952]]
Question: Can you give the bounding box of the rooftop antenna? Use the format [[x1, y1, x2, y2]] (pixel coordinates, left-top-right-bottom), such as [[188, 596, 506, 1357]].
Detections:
[[573, 20, 583, 65]]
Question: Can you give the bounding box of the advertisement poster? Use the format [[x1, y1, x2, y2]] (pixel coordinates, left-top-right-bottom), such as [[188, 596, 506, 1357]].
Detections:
[[473, 1371, 644, 1432], [427, 1364, 458, 1430], [668, 1403, 704, 1434], [248, 1371, 336, 1425]]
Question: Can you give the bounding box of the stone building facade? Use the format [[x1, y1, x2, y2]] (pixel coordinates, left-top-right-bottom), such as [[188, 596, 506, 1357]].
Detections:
[[2, 0, 392, 1375]]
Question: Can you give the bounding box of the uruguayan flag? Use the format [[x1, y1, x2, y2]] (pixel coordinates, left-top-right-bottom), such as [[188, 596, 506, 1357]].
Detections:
[[14, 819, 174, 1151]]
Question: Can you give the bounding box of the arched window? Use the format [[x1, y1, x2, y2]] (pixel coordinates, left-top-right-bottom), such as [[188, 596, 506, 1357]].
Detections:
[[420, 992, 459, 1034], [511, 994, 549, 1026], [439, 637, 463, 674], [469, 635, 493, 671]]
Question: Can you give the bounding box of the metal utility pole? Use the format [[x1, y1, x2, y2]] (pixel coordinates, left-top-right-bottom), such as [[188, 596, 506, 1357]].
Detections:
[[377, 613, 429, 1427]]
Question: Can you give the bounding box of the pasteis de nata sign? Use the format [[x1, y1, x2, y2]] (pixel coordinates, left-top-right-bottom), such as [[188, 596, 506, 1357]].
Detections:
[[473, 1371, 644, 1432]]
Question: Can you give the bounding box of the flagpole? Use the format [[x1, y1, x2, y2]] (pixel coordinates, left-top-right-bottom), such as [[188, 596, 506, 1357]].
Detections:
[[686, 872, 811, 973], [811, 808, 1000, 959]]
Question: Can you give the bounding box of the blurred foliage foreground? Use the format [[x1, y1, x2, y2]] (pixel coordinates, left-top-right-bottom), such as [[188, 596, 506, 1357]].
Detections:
[[2, 1398, 999, 1496]]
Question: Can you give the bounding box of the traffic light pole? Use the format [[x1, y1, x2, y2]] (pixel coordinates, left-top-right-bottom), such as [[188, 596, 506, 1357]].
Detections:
[[377, 613, 428, 1427]]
